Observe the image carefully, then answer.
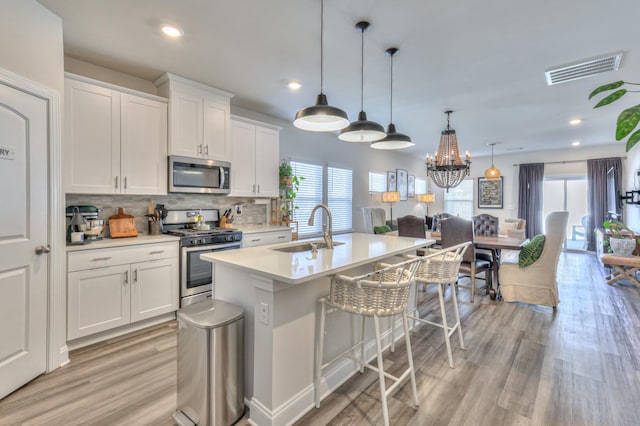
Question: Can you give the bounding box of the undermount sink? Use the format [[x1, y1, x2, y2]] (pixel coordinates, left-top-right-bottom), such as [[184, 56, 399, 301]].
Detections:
[[272, 240, 345, 253]]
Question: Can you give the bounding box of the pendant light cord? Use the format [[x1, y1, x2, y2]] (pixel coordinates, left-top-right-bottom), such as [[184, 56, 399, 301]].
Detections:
[[360, 25, 364, 111], [320, 0, 324, 94], [389, 53, 394, 123]]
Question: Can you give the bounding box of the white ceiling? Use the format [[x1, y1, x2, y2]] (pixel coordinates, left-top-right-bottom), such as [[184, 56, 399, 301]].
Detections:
[[38, 0, 640, 158]]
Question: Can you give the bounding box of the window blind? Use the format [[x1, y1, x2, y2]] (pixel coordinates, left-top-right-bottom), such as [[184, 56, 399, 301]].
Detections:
[[444, 179, 474, 219], [291, 161, 323, 236], [415, 177, 427, 195], [328, 166, 353, 233]]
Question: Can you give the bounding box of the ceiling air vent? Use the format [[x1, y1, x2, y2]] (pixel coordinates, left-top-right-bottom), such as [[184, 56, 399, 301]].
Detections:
[[545, 52, 623, 85]]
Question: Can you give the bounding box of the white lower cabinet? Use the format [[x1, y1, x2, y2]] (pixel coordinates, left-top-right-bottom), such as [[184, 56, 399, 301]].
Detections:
[[242, 229, 292, 248], [67, 242, 178, 341]]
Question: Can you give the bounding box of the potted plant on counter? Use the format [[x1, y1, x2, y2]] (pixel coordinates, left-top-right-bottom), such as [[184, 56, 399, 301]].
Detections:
[[603, 220, 637, 256], [278, 159, 304, 223]]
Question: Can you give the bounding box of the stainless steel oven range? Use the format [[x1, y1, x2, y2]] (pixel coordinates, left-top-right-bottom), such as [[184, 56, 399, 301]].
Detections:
[[164, 209, 242, 307]]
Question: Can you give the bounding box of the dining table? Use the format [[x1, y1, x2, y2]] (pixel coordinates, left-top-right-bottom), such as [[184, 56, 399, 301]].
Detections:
[[427, 233, 528, 300]]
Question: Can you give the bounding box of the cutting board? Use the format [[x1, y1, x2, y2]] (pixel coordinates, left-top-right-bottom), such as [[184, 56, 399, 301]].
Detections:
[[109, 208, 139, 238]]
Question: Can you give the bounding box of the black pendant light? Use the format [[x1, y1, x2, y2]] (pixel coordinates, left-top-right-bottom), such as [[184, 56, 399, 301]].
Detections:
[[371, 48, 414, 150], [293, 0, 349, 132], [339, 21, 386, 142]]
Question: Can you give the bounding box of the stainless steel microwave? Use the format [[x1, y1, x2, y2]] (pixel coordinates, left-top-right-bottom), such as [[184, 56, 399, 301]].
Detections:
[[168, 155, 231, 194]]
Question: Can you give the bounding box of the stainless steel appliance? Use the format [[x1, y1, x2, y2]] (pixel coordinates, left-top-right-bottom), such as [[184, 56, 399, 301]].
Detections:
[[164, 209, 242, 307], [169, 155, 231, 194]]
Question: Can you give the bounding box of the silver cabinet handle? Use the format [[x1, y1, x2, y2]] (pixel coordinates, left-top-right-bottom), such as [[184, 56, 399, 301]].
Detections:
[[278, 236, 287, 239], [35, 245, 51, 255], [124, 270, 129, 284], [133, 269, 138, 282], [124, 177, 127, 190], [149, 250, 165, 255], [257, 184, 260, 193], [115, 176, 118, 189], [91, 256, 112, 262], [252, 184, 256, 193], [198, 144, 202, 155], [205, 145, 209, 156], [251, 239, 261, 242]]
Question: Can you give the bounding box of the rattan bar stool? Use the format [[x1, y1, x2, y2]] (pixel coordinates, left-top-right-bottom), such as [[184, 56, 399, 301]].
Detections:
[[407, 241, 470, 368], [314, 257, 422, 426]]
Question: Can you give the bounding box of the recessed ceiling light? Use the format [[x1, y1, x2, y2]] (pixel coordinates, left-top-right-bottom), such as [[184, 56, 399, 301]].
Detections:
[[288, 81, 302, 90], [572, 141, 581, 146], [161, 25, 183, 38], [569, 119, 583, 126]]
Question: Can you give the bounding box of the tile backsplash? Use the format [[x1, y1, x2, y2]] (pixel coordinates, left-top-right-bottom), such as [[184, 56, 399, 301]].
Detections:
[[66, 193, 268, 236]]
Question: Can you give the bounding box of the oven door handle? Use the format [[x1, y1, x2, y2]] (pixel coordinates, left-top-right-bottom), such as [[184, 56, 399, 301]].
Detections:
[[182, 242, 241, 253]]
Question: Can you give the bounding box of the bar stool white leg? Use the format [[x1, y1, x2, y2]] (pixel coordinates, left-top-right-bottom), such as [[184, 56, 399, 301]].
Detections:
[[437, 283, 454, 369], [402, 311, 419, 406], [450, 283, 465, 350], [315, 299, 327, 408], [373, 315, 390, 426], [390, 314, 395, 353], [359, 316, 366, 373]]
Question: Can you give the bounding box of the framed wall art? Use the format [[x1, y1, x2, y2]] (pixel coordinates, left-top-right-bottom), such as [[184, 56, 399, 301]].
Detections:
[[407, 175, 415, 198], [477, 177, 503, 209], [396, 169, 408, 201], [386, 171, 396, 191]]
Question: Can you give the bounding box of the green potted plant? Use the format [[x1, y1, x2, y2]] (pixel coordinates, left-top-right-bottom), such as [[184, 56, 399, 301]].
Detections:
[[589, 81, 640, 151], [603, 220, 637, 256], [278, 159, 304, 222], [279, 159, 293, 186]]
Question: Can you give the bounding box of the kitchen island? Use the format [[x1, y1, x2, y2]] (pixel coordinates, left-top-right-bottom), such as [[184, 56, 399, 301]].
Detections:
[[201, 232, 432, 426]]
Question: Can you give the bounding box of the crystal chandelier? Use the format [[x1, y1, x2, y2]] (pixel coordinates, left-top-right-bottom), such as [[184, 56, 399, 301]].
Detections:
[[425, 110, 471, 192]]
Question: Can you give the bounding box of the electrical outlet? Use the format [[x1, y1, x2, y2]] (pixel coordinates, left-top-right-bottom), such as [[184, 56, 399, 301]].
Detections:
[[260, 302, 269, 325], [235, 205, 243, 216]]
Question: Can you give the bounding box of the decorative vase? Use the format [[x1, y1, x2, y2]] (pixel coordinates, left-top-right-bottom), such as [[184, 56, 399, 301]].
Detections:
[[609, 237, 636, 256]]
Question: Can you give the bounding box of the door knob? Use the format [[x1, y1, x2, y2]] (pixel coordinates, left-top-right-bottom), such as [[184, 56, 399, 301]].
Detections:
[[35, 245, 51, 255]]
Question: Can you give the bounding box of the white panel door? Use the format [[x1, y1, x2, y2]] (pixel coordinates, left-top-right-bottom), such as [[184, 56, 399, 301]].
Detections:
[[230, 120, 256, 197], [169, 91, 202, 157], [64, 78, 120, 193], [0, 83, 48, 399], [203, 97, 231, 161], [120, 94, 168, 195], [254, 126, 280, 197], [67, 265, 131, 340], [130, 258, 178, 322]]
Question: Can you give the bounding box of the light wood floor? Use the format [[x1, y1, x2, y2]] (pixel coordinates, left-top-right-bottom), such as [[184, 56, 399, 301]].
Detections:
[[2, 252, 640, 425]]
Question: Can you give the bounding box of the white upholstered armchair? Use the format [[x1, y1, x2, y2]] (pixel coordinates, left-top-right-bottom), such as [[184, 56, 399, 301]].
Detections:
[[362, 207, 386, 234], [499, 211, 569, 308]]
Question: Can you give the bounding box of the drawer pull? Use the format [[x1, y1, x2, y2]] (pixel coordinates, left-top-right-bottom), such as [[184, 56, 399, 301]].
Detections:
[[91, 257, 112, 262], [124, 270, 129, 284], [149, 250, 165, 255], [278, 236, 287, 239], [251, 239, 261, 242], [133, 269, 138, 282]]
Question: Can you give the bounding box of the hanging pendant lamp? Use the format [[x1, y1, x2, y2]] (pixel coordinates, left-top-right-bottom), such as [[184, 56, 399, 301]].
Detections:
[[293, 0, 349, 132], [484, 142, 501, 179], [339, 21, 386, 142], [371, 48, 414, 150], [425, 110, 471, 192]]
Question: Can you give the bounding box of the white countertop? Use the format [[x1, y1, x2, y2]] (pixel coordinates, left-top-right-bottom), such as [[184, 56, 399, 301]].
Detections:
[[66, 234, 180, 251], [237, 224, 292, 235], [201, 232, 432, 285]]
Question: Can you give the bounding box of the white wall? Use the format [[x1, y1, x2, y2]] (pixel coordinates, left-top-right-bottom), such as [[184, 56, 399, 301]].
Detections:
[[65, 56, 158, 95], [0, 0, 64, 94]]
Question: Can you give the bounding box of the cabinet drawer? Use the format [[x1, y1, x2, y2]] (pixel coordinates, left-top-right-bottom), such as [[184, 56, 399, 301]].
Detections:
[[242, 230, 291, 247], [68, 242, 179, 272]]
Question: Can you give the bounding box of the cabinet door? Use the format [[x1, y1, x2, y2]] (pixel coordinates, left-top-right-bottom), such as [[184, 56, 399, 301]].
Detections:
[[229, 120, 256, 197], [68, 265, 130, 340], [130, 258, 178, 322], [254, 126, 280, 197], [169, 90, 203, 157], [120, 94, 168, 195], [64, 78, 120, 194], [203, 96, 231, 161]]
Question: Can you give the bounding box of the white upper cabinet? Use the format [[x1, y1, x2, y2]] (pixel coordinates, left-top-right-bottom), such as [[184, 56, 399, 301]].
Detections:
[[155, 73, 233, 161], [229, 116, 280, 198], [64, 74, 167, 195]]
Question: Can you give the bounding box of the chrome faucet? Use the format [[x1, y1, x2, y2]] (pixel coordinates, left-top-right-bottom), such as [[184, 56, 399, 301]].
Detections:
[[308, 204, 333, 249]]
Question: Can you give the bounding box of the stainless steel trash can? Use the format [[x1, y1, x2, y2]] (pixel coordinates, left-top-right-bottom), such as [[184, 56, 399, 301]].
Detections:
[[173, 299, 244, 426]]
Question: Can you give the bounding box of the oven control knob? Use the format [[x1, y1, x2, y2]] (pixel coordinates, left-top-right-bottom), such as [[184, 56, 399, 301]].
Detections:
[[191, 240, 196, 246], [200, 238, 206, 245]]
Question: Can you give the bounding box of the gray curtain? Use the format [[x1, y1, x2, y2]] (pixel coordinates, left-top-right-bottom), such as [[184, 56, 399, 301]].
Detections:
[[518, 163, 544, 238], [587, 157, 622, 251]]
